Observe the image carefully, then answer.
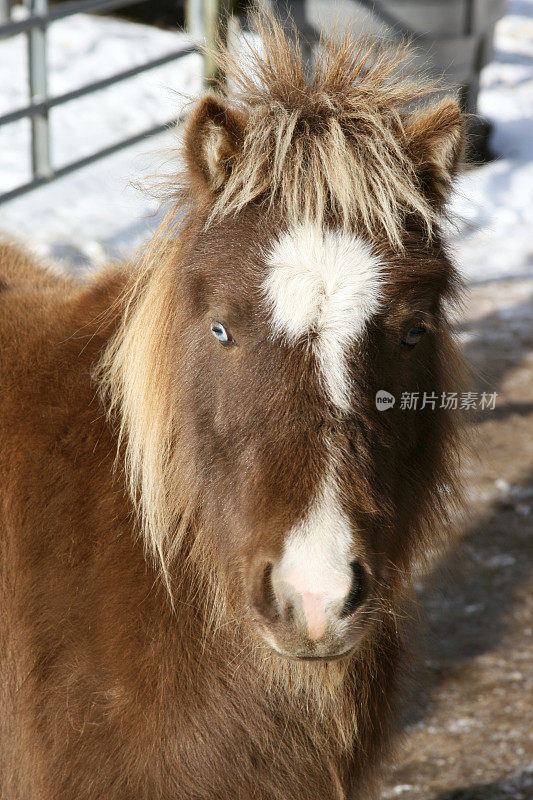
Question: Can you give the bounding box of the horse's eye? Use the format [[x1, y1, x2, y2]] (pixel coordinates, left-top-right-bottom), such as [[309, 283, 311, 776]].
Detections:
[[211, 321, 234, 346], [401, 324, 426, 349]]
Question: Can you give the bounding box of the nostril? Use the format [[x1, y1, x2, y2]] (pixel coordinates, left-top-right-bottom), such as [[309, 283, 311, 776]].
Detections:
[[341, 561, 366, 618], [253, 562, 279, 622]]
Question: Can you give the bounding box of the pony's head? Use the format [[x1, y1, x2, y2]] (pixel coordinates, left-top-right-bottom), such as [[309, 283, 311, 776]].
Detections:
[[102, 13, 464, 664]]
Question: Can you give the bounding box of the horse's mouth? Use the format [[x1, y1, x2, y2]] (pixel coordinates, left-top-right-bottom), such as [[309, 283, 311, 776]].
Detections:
[[268, 645, 355, 663], [294, 650, 354, 662]]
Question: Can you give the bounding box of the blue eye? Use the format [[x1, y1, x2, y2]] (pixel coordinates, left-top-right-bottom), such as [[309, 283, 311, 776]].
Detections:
[[402, 324, 426, 348], [211, 321, 234, 346]]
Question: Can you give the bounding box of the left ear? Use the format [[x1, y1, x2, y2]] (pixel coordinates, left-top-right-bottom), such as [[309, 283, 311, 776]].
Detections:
[[404, 99, 465, 208]]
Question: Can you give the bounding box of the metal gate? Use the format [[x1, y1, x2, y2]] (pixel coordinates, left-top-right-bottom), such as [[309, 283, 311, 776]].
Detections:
[[0, 0, 229, 204]]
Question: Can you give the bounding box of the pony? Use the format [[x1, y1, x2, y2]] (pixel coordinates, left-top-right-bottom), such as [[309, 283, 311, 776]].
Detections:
[[0, 12, 465, 799]]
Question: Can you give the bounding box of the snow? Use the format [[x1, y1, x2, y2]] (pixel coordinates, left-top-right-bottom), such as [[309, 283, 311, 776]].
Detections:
[[1, 1, 533, 283], [450, 2, 533, 284]]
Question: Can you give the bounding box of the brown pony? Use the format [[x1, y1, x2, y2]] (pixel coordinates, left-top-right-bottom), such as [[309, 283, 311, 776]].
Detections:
[[0, 13, 465, 799]]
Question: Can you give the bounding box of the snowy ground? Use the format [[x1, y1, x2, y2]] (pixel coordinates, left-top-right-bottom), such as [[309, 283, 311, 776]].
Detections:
[[1, 1, 533, 284], [0, 10, 202, 267]]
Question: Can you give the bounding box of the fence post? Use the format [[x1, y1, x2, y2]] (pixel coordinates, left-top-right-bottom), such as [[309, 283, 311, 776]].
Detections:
[[187, 0, 232, 89], [0, 0, 12, 23], [28, 0, 52, 180]]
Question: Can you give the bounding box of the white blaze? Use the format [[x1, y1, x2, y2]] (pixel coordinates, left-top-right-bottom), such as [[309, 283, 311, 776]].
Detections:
[[263, 223, 383, 411], [275, 471, 353, 639], [264, 225, 382, 632]]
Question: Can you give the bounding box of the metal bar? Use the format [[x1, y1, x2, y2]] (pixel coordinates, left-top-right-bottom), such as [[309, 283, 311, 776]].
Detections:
[[0, 0, 146, 38], [0, 46, 196, 128], [28, 0, 52, 179], [0, 116, 183, 205], [186, 0, 204, 40], [203, 0, 232, 89], [0, 0, 228, 202], [0, 0, 12, 23]]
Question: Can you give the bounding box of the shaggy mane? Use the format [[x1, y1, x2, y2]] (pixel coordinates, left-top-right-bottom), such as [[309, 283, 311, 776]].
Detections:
[[194, 11, 443, 249]]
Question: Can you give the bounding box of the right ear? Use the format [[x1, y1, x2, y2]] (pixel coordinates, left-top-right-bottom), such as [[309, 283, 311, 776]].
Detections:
[[404, 99, 465, 210], [184, 94, 246, 199]]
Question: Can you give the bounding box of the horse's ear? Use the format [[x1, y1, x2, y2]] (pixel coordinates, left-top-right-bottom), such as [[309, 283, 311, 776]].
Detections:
[[184, 94, 246, 198], [405, 99, 465, 208]]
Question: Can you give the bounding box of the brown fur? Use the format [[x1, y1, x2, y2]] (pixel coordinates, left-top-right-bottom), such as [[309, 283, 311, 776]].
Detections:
[[0, 12, 465, 799]]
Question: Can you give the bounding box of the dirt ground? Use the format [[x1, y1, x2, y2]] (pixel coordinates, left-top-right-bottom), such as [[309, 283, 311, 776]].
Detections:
[[379, 278, 533, 799]]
